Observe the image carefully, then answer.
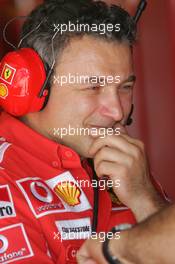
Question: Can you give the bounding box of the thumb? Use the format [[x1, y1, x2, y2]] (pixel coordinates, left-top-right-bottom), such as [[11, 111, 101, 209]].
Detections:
[[83, 260, 97, 264]]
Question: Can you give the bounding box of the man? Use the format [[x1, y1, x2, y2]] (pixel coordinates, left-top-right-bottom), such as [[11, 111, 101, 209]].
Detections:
[[0, 0, 167, 263]]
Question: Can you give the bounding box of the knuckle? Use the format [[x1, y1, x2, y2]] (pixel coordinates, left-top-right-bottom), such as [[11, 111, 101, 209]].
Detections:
[[139, 140, 145, 150], [128, 155, 135, 167], [97, 162, 105, 174], [133, 147, 142, 160], [119, 166, 128, 176], [94, 149, 103, 164], [136, 140, 145, 151], [99, 147, 106, 156]]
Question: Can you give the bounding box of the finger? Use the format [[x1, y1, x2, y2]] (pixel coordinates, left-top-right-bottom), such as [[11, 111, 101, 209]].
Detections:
[[83, 260, 97, 264], [94, 146, 132, 172], [77, 256, 97, 264], [89, 126, 122, 139], [89, 135, 132, 157], [77, 240, 94, 262], [120, 133, 145, 152], [95, 160, 124, 179], [77, 239, 107, 264], [113, 123, 128, 135], [89, 133, 142, 159], [76, 243, 91, 264]]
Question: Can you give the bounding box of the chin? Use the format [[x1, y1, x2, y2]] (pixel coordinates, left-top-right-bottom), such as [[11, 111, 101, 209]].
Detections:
[[73, 136, 94, 158], [75, 145, 91, 159]]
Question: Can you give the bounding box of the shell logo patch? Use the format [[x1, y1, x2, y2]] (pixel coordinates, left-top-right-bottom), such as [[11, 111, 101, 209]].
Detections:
[[0, 63, 16, 84], [0, 83, 8, 99], [46, 172, 92, 212], [54, 181, 81, 206]]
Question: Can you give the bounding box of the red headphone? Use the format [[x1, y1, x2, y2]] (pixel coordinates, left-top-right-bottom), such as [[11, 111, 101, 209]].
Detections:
[[0, 48, 49, 116]]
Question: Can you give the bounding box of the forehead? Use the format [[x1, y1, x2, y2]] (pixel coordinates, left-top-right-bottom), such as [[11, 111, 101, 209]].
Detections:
[[55, 35, 133, 76]]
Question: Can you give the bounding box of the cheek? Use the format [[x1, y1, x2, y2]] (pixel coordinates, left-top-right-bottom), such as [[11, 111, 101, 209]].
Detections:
[[72, 95, 97, 125], [119, 93, 133, 115], [50, 91, 97, 127]]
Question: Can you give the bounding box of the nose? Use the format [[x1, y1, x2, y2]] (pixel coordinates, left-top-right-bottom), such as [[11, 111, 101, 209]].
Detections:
[[99, 91, 124, 122]]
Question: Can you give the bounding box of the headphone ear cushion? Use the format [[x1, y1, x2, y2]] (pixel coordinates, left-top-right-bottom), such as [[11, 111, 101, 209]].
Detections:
[[0, 48, 47, 116]]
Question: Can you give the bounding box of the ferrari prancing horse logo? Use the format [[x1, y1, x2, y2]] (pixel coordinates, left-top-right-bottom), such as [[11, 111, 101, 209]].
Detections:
[[4, 68, 12, 80], [0, 63, 16, 84]]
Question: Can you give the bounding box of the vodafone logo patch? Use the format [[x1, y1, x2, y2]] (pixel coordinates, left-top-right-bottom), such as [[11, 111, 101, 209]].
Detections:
[[16, 177, 66, 218], [0, 223, 34, 263], [0, 185, 16, 219]]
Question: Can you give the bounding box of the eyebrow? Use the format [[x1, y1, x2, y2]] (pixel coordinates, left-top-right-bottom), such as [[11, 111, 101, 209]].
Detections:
[[83, 76, 108, 84], [124, 75, 136, 83], [80, 75, 136, 85]]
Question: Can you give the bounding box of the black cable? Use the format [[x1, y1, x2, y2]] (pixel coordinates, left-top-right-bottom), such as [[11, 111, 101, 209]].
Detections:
[[3, 16, 28, 50], [88, 159, 99, 233]]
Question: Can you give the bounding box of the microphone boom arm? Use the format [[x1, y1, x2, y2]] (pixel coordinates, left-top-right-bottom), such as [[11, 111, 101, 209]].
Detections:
[[134, 0, 147, 24]]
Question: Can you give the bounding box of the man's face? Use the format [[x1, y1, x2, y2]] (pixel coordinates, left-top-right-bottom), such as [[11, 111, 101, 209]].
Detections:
[[39, 35, 135, 158]]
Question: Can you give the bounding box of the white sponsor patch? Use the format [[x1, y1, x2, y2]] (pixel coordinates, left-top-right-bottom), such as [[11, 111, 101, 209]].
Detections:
[[0, 142, 11, 163], [55, 218, 91, 240], [16, 177, 66, 218], [0, 185, 16, 219], [0, 223, 34, 263], [46, 171, 91, 212], [0, 63, 16, 85]]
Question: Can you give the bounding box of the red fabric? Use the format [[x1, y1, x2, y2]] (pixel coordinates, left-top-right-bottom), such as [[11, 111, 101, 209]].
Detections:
[[0, 112, 136, 263], [128, 0, 175, 200]]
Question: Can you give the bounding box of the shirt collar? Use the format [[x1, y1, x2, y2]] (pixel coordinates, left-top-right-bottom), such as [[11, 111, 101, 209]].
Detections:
[[0, 112, 82, 169]]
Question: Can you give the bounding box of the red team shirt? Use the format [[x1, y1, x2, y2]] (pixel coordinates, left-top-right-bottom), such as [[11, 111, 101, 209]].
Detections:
[[0, 111, 165, 263]]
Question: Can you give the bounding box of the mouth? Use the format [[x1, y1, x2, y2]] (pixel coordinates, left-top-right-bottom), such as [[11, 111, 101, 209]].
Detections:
[[87, 125, 114, 138], [88, 125, 110, 129], [86, 123, 126, 137], [113, 123, 127, 134]]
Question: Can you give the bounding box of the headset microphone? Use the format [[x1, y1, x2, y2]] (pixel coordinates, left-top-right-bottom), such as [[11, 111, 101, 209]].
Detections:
[[134, 0, 147, 24], [126, 104, 134, 126], [126, 0, 148, 126]]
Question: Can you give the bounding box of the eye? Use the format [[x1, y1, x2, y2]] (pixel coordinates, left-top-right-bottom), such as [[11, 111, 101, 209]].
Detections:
[[87, 85, 101, 91], [123, 85, 133, 89], [92, 85, 100, 90], [120, 83, 134, 91]]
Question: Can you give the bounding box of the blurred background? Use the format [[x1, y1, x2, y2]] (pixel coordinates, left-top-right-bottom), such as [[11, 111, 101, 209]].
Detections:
[[0, 0, 175, 199]]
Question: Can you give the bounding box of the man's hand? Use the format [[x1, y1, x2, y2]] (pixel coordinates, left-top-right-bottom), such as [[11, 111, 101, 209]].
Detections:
[[77, 232, 131, 264], [76, 237, 106, 264], [78, 204, 175, 264], [89, 130, 167, 221]]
